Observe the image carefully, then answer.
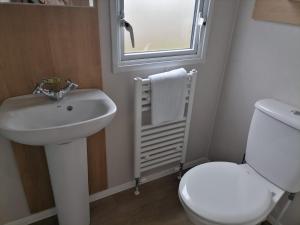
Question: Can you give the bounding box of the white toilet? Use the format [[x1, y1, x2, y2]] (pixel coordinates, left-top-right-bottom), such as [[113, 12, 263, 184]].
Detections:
[[179, 99, 300, 225]]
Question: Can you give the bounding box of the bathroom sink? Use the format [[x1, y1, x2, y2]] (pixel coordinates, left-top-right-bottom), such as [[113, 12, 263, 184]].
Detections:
[[0, 89, 117, 225], [0, 89, 116, 145]]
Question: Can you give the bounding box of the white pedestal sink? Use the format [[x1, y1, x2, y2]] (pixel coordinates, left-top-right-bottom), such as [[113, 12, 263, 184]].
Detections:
[[45, 139, 90, 225], [0, 89, 117, 225]]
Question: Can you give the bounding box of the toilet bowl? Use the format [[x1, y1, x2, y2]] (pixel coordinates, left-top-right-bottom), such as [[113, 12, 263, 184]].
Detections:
[[179, 162, 284, 225], [178, 99, 300, 225]]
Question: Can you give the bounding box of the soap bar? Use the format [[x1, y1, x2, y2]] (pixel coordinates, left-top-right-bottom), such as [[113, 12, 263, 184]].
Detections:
[[43, 77, 65, 92]]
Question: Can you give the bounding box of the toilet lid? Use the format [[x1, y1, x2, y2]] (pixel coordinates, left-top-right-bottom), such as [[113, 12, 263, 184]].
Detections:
[[179, 162, 273, 225]]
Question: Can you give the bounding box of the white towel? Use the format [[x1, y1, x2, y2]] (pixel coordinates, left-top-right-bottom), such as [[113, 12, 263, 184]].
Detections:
[[149, 68, 188, 125]]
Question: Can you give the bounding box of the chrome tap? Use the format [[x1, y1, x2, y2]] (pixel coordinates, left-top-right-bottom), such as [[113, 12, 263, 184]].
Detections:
[[33, 79, 79, 101]]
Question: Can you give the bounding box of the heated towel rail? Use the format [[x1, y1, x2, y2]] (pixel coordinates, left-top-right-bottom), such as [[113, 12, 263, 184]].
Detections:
[[133, 69, 198, 195]]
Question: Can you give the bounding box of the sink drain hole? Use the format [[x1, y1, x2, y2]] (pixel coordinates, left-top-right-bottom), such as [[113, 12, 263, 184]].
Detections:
[[67, 105, 73, 111]]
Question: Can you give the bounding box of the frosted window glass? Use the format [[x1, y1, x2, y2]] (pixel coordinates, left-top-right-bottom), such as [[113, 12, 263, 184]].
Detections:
[[124, 0, 196, 54]]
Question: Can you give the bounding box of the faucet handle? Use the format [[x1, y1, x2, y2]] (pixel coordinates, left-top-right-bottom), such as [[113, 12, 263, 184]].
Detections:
[[66, 79, 79, 89], [66, 79, 73, 84], [33, 83, 42, 94], [33, 79, 49, 93], [35, 79, 47, 88]]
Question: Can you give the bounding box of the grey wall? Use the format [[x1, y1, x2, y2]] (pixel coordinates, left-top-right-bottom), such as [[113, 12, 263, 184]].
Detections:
[[210, 1, 300, 225], [99, 0, 239, 187]]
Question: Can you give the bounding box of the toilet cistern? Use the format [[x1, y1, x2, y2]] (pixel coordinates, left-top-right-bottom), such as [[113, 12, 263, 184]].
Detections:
[[179, 99, 300, 225]]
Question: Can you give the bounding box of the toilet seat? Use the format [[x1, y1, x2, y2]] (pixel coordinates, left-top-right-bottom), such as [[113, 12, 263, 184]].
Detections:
[[179, 162, 275, 225]]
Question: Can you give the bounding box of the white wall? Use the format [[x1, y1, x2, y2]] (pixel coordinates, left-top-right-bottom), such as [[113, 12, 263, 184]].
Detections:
[[99, 0, 239, 187], [210, 1, 300, 224]]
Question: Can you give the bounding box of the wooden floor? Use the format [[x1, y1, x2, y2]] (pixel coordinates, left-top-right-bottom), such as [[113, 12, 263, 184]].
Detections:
[[32, 174, 271, 225]]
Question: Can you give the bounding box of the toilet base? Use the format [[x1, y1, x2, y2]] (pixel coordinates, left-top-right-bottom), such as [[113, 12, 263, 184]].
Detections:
[[180, 196, 266, 225]]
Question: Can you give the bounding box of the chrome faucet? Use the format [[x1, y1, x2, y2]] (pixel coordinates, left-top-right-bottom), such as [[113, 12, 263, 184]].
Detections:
[[33, 79, 79, 101]]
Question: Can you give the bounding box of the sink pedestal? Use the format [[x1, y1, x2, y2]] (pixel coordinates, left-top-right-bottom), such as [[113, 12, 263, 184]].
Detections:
[[45, 138, 90, 225], [0, 89, 117, 225]]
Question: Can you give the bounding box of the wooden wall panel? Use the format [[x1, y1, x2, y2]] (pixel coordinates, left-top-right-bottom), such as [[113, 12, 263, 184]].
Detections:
[[0, 3, 107, 213], [12, 143, 55, 213], [87, 131, 107, 193], [253, 0, 300, 26]]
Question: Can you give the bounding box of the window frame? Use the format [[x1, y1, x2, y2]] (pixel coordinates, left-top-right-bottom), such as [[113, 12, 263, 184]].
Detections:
[[110, 0, 214, 73]]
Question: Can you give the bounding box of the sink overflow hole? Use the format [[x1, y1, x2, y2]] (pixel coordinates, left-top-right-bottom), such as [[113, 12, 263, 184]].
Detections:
[[67, 106, 73, 111], [291, 110, 300, 116]]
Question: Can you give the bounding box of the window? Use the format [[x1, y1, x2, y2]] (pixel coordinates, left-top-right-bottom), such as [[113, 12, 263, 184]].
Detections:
[[110, 0, 213, 72]]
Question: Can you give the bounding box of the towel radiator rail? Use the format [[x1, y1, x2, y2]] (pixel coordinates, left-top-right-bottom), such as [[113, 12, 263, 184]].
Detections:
[[133, 69, 198, 195]]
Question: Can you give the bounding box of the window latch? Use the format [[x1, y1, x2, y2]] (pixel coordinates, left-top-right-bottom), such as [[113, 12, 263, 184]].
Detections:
[[120, 18, 135, 48], [198, 13, 207, 27]]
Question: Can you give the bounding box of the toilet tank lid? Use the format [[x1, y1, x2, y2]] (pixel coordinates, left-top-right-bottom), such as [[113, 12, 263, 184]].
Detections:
[[255, 99, 300, 131]]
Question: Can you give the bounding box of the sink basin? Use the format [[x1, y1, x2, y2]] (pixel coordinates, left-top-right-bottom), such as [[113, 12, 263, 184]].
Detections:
[[0, 89, 117, 225], [0, 89, 116, 145]]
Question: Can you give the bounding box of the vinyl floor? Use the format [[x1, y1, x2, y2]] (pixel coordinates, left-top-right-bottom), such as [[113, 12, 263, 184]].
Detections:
[[32, 174, 271, 225]]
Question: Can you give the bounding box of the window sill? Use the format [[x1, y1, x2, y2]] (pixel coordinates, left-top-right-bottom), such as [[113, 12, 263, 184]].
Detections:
[[112, 54, 206, 74]]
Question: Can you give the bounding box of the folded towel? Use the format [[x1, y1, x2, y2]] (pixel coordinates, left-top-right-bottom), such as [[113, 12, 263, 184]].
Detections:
[[149, 68, 188, 125]]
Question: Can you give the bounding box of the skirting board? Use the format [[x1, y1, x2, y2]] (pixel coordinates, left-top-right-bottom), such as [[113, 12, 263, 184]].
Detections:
[[4, 157, 208, 225]]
